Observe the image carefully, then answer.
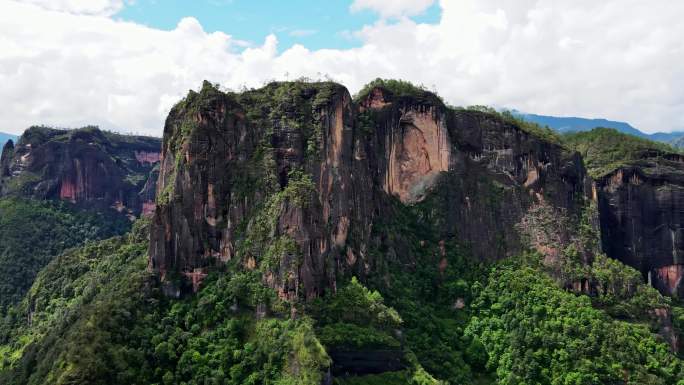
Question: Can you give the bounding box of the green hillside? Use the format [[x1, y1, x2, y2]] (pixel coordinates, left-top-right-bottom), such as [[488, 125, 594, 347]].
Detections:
[[564, 127, 681, 178], [0, 198, 130, 311]]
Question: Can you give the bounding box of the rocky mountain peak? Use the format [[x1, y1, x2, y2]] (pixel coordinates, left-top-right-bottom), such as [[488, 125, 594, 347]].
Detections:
[[150, 80, 588, 298], [0, 125, 161, 217]]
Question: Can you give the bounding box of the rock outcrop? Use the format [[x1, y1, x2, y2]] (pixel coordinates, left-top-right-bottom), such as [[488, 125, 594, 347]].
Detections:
[[149, 81, 588, 296], [0, 126, 161, 217], [595, 154, 684, 297]]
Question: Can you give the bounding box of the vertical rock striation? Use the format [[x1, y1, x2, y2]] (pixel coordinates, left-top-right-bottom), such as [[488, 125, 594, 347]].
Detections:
[[149, 81, 588, 297], [595, 155, 684, 297], [0, 126, 161, 216]]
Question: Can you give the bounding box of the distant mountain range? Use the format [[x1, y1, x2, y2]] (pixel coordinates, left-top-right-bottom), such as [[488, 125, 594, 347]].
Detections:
[[0, 132, 17, 148], [515, 112, 684, 146]]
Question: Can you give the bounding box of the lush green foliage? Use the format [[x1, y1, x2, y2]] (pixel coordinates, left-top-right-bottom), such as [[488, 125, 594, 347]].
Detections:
[[310, 277, 403, 350], [357, 191, 491, 384], [569, 252, 670, 319], [0, 219, 331, 385], [674, 303, 684, 358], [467, 260, 684, 385], [130, 269, 330, 385], [564, 127, 681, 177], [0, 219, 150, 383], [0, 198, 130, 311], [2, 195, 683, 384], [18, 125, 158, 151], [354, 78, 443, 105], [310, 277, 444, 385]]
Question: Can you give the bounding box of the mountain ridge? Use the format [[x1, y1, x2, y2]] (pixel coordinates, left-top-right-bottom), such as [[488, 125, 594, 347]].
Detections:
[[0, 125, 161, 217], [515, 111, 684, 145]]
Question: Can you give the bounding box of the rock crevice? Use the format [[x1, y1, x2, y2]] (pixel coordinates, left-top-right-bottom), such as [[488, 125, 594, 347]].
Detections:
[[149, 81, 588, 297]]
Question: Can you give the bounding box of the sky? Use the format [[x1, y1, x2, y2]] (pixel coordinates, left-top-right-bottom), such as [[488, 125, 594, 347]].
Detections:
[[1, 0, 683, 136]]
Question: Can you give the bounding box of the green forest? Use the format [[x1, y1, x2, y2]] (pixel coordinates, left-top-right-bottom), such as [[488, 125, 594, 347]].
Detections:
[[0, 200, 682, 384], [0, 198, 130, 311]]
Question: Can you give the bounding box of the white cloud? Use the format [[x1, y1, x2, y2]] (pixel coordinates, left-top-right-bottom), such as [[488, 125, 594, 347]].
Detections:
[[350, 0, 436, 18], [1, 0, 684, 136], [17, 0, 124, 15]]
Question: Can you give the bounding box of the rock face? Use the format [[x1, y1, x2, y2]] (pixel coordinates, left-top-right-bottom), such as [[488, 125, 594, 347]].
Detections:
[[149, 81, 588, 296], [0, 126, 161, 217], [595, 154, 684, 297]]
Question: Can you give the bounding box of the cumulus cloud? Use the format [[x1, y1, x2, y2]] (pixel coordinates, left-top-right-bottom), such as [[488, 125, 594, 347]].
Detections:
[[1, 0, 684, 136], [350, 0, 436, 18]]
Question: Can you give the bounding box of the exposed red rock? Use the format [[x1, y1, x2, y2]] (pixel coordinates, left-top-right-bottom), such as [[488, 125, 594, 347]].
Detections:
[[0, 126, 161, 216], [142, 201, 156, 216], [384, 108, 450, 203], [59, 179, 78, 202], [149, 81, 587, 298], [654, 264, 684, 296], [135, 151, 161, 165]]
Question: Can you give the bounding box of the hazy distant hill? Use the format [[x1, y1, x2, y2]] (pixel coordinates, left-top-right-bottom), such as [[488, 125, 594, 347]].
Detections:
[[516, 112, 684, 145], [0, 132, 16, 148]]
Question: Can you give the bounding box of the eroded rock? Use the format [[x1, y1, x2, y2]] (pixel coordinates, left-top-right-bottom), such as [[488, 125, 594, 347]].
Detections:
[[596, 161, 684, 297], [149, 81, 588, 297], [0, 126, 161, 216]]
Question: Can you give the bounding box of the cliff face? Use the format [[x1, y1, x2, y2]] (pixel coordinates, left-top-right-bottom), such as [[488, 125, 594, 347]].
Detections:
[[149, 81, 588, 297], [0, 126, 161, 217], [595, 154, 684, 297]]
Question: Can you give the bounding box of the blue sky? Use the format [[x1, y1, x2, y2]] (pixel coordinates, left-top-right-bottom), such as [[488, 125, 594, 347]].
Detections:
[[115, 0, 441, 51]]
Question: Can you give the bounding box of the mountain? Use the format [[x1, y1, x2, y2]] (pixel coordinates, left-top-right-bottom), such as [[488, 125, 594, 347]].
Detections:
[[0, 132, 16, 148], [150, 80, 586, 299], [565, 128, 684, 297], [1, 80, 683, 385], [1, 125, 161, 217], [517, 111, 684, 144], [0, 126, 160, 311]]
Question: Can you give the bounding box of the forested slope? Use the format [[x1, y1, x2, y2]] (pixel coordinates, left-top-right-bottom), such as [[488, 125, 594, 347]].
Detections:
[[1, 80, 684, 385]]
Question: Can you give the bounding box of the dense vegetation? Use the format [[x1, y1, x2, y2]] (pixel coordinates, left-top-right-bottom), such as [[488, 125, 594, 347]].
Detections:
[[18, 125, 159, 151], [467, 255, 684, 385], [0, 198, 130, 311], [564, 127, 681, 177], [354, 78, 445, 106], [3, 214, 681, 384], [2, 80, 684, 384], [0, 220, 356, 385]]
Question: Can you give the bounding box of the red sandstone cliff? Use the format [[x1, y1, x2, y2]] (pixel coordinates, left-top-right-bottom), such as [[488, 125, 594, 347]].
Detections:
[[0, 126, 161, 217]]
